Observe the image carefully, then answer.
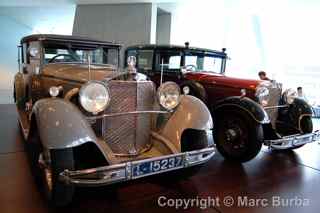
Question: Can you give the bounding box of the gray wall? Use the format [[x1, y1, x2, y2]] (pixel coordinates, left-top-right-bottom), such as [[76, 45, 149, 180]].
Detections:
[[73, 3, 156, 53], [0, 6, 75, 104], [156, 12, 171, 44]]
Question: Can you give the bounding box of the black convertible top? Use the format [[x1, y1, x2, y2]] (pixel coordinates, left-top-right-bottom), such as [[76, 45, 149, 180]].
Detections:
[[21, 34, 121, 48]]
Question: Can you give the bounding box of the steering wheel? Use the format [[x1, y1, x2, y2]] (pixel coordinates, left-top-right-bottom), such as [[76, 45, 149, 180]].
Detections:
[[48, 54, 79, 63], [185, 64, 197, 71]]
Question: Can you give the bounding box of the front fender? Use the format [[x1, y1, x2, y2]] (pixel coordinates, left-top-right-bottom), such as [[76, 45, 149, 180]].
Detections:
[[160, 95, 213, 151], [279, 98, 313, 131], [214, 97, 269, 124], [32, 98, 97, 149]]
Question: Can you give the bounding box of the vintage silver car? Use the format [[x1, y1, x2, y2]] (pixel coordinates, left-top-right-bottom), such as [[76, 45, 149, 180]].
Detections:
[[13, 34, 215, 206]]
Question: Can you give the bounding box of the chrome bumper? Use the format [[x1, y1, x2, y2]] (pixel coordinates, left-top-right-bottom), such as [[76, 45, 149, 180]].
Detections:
[[59, 147, 215, 186], [264, 131, 320, 149]]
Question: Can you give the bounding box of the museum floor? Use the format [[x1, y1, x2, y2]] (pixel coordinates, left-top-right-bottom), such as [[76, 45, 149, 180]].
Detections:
[[1, 104, 320, 213]]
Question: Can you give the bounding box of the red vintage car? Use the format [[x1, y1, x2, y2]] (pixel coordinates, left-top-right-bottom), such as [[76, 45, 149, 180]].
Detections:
[[125, 44, 320, 162]]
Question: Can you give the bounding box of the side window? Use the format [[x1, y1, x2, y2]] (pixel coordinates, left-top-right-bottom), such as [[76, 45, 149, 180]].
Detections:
[[155, 50, 182, 73], [203, 56, 222, 72], [185, 55, 198, 68], [137, 50, 153, 71]]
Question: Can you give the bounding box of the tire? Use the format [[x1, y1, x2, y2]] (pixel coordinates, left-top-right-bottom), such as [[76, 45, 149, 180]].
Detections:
[[214, 110, 263, 162], [300, 116, 313, 134], [26, 130, 75, 206], [13, 85, 16, 103], [180, 129, 209, 177], [46, 148, 75, 206]]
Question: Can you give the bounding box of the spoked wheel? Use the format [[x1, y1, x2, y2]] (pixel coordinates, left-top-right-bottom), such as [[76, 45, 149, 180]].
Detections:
[[214, 111, 263, 162]]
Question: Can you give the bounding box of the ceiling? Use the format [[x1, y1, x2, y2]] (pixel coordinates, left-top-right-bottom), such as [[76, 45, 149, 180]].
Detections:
[[0, 0, 183, 6]]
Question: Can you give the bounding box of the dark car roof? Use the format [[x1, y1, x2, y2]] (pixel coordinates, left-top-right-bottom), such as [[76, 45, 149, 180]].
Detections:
[[126, 44, 227, 56], [21, 34, 121, 48]]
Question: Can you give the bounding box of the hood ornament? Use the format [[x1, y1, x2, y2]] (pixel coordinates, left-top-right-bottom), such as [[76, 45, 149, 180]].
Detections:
[[127, 56, 137, 74]]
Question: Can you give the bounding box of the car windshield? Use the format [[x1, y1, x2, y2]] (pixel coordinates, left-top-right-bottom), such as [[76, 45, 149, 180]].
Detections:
[[43, 42, 119, 67], [184, 51, 224, 73]]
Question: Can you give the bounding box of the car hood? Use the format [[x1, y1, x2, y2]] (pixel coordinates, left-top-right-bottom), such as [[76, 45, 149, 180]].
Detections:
[[42, 63, 117, 83], [184, 71, 261, 90]]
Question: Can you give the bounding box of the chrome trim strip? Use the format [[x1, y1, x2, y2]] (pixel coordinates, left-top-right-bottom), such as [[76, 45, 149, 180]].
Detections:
[[59, 147, 215, 186], [264, 105, 288, 110], [264, 130, 320, 149], [86, 110, 169, 120]]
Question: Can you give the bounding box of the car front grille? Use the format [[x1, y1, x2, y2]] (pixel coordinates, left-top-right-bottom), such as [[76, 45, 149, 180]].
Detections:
[[102, 80, 155, 155], [265, 86, 282, 128]]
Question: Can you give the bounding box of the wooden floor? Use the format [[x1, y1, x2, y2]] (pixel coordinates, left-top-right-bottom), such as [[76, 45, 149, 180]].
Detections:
[[1, 104, 320, 213]]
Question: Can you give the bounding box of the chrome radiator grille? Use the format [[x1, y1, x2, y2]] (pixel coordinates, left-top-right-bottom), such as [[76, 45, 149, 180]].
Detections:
[[102, 81, 155, 154], [265, 86, 282, 128]]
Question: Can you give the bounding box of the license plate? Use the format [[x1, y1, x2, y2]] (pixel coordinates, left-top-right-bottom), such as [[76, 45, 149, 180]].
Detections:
[[132, 155, 184, 178]]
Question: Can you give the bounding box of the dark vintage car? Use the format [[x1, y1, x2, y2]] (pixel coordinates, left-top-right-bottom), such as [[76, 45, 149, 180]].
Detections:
[[13, 35, 215, 206], [125, 44, 320, 162]]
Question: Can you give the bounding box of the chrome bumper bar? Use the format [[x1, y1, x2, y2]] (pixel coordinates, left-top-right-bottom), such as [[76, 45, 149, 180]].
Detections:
[[59, 147, 215, 186], [264, 131, 320, 149]]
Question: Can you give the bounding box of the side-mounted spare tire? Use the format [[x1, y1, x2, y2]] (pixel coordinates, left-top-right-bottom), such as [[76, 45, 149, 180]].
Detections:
[[214, 109, 263, 162]]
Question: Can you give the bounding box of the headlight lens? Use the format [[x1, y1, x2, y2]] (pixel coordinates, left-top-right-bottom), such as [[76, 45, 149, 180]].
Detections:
[[79, 81, 110, 114], [49, 86, 62, 97], [157, 82, 181, 110], [283, 88, 297, 104], [255, 84, 270, 107]]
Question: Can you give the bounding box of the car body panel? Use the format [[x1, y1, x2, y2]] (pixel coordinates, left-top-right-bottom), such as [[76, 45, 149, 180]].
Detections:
[[32, 98, 98, 149], [41, 63, 116, 83], [184, 71, 260, 92], [161, 95, 213, 151]]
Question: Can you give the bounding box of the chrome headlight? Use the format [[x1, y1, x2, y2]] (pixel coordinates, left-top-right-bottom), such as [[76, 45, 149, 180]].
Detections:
[[79, 81, 110, 114], [255, 83, 270, 107], [157, 82, 181, 110], [283, 88, 297, 104]]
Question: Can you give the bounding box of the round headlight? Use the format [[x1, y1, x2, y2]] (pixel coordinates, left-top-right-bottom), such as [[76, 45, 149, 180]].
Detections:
[[283, 88, 297, 104], [79, 81, 110, 114], [255, 84, 270, 107], [157, 82, 181, 110], [182, 86, 190, 95]]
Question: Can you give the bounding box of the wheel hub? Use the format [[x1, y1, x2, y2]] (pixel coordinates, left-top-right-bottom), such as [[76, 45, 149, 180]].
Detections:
[[225, 127, 241, 142]]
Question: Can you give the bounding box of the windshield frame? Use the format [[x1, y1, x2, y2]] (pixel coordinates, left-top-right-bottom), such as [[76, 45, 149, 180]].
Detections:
[[183, 49, 227, 74], [40, 40, 121, 69]]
